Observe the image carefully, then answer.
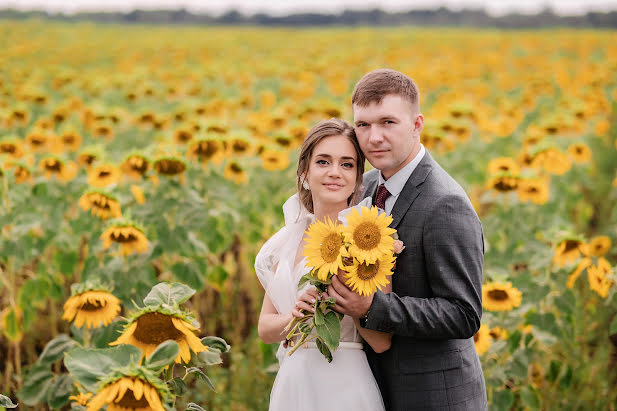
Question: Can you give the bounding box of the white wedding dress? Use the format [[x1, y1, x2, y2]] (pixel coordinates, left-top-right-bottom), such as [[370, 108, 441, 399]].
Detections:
[[255, 194, 385, 411]]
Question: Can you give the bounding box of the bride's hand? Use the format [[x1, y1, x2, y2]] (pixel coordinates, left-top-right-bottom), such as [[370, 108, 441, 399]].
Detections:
[[291, 288, 319, 318]]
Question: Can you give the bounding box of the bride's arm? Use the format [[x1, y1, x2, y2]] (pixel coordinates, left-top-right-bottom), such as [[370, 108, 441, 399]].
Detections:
[[258, 294, 293, 344], [353, 281, 392, 354]]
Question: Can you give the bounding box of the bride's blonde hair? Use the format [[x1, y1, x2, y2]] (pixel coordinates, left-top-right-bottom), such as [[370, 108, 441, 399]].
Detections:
[[297, 118, 365, 214]]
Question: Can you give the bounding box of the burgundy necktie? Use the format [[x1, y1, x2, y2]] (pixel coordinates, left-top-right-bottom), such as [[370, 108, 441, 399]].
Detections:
[[375, 184, 391, 210]]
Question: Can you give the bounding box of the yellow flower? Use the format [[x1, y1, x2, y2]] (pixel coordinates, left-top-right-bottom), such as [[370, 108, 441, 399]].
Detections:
[[62, 290, 121, 329], [303, 218, 347, 281], [566, 258, 592, 289], [489, 326, 508, 340], [122, 155, 150, 179], [26, 130, 49, 152], [516, 178, 549, 204], [153, 157, 186, 184], [488, 157, 520, 175], [486, 174, 519, 192], [173, 127, 194, 144], [482, 282, 522, 312], [78, 191, 122, 220], [260, 148, 290, 171], [101, 224, 149, 256], [86, 376, 165, 411], [343, 255, 394, 296], [531, 148, 571, 175], [131, 185, 146, 205], [588, 236, 611, 257], [0, 139, 25, 158], [587, 258, 612, 298], [88, 164, 122, 188], [223, 161, 249, 184], [567, 143, 592, 164], [553, 238, 589, 267], [68, 392, 92, 406], [58, 130, 82, 152], [342, 206, 396, 264], [473, 324, 491, 355], [39, 157, 78, 182], [110, 312, 208, 363], [187, 139, 225, 165]]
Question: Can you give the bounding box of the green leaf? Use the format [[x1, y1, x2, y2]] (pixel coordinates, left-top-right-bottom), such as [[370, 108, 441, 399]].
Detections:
[[520, 386, 540, 408], [1, 307, 22, 342], [91, 319, 126, 348], [298, 321, 312, 334], [167, 377, 187, 396], [315, 337, 333, 363], [145, 340, 180, 370], [207, 265, 229, 287], [525, 312, 560, 338], [196, 350, 223, 366], [200, 336, 230, 353], [547, 360, 561, 383], [37, 334, 76, 366], [314, 310, 340, 352], [171, 262, 205, 291], [143, 282, 195, 306], [297, 274, 311, 291], [313, 304, 325, 326], [54, 250, 78, 276], [17, 364, 54, 406], [185, 403, 207, 411], [47, 374, 73, 409], [64, 345, 142, 392], [186, 367, 216, 392], [508, 330, 522, 353], [559, 365, 573, 389], [610, 315, 617, 336], [0, 394, 18, 408], [492, 389, 514, 410]]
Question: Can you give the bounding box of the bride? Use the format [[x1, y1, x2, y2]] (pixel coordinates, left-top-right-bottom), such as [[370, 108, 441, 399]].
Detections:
[[255, 118, 389, 411]]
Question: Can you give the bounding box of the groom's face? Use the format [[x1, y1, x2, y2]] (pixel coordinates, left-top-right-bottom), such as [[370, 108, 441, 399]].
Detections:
[[353, 94, 423, 179]]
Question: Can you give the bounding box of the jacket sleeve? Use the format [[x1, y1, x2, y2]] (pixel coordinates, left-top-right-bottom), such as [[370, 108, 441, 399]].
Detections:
[[365, 194, 484, 339]]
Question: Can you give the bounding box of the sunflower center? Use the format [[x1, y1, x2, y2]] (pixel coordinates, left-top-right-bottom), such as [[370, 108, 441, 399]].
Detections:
[[356, 262, 379, 281], [80, 154, 97, 165], [116, 388, 151, 409], [177, 131, 192, 142], [98, 170, 111, 178], [0, 144, 16, 153], [80, 301, 104, 311], [320, 233, 342, 263], [493, 178, 517, 192], [563, 240, 580, 253], [353, 222, 381, 250], [93, 199, 111, 210], [487, 289, 509, 301], [230, 163, 242, 173], [195, 141, 218, 158], [110, 231, 138, 243], [133, 312, 184, 344], [156, 160, 185, 175], [45, 160, 62, 171], [232, 141, 249, 153]]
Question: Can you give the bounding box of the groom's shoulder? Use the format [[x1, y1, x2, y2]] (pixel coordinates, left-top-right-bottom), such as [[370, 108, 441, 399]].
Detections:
[[362, 168, 380, 184]]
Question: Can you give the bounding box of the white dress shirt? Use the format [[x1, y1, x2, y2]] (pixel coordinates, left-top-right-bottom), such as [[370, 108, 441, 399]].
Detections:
[[377, 145, 426, 215]]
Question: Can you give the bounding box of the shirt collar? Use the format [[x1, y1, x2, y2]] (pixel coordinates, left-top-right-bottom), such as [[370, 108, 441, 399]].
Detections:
[[378, 144, 426, 197]]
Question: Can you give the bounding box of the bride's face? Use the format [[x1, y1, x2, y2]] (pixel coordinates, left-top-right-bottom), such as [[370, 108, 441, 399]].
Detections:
[[305, 134, 358, 210]]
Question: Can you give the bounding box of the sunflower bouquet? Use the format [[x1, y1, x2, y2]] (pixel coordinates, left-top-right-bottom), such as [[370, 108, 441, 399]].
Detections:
[[284, 206, 403, 362]]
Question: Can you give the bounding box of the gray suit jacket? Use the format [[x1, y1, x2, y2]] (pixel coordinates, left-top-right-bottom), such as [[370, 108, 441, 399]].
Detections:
[[362, 151, 487, 410]]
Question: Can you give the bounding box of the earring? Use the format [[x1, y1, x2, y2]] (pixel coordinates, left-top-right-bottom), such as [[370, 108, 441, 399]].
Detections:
[[302, 180, 310, 190]]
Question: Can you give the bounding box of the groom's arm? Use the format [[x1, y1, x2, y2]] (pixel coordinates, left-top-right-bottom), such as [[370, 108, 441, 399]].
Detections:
[[366, 193, 484, 339]]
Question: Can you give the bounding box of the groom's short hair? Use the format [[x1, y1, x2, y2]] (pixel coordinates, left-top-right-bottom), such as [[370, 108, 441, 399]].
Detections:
[[352, 69, 420, 114]]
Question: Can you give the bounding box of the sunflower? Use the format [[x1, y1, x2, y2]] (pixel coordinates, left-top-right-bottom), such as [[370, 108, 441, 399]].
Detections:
[[62, 289, 121, 329], [343, 255, 394, 296], [531, 148, 571, 175], [516, 178, 549, 204], [473, 324, 491, 355], [87, 375, 166, 411], [122, 154, 150, 179], [553, 238, 589, 267], [342, 206, 396, 264], [588, 235, 611, 257], [0, 138, 25, 158], [302, 218, 348, 281], [39, 156, 78, 182], [587, 258, 612, 298], [223, 161, 249, 184], [566, 257, 592, 289], [482, 282, 522, 312], [26, 130, 49, 152], [77, 151, 99, 169], [78, 191, 122, 220], [68, 392, 92, 407], [486, 174, 519, 192], [260, 148, 290, 171], [229, 137, 253, 156], [88, 164, 121, 188], [101, 222, 149, 256], [187, 138, 225, 165], [488, 157, 520, 176], [173, 127, 193, 144], [110, 310, 208, 363], [153, 157, 186, 176], [489, 326, 508, 340], [567, 143, 592, 164], [131, 185, 146, 205]]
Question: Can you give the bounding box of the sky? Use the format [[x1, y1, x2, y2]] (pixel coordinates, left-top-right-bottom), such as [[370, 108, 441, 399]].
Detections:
[[3, 0, 617, 16]]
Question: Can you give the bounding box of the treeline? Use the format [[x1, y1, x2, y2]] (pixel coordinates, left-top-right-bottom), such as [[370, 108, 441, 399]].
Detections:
[[1, 7, 617, 28]]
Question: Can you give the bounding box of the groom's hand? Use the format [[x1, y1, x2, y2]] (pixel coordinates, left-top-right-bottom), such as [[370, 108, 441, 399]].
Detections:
[[327, 273, 373, 319]]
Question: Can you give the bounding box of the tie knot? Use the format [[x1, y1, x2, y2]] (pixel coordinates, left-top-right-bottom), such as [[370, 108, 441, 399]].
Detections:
[[375, 184, 391, 210]]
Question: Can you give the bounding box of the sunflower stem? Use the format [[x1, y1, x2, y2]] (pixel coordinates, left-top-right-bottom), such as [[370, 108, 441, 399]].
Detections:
[[83, 327, 91, 347], [164, 363, 174, 381]]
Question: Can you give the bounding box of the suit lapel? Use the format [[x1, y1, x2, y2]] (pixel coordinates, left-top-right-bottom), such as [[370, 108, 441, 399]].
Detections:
[[362, 171, 380, 205], [390, 151, 434, 228]]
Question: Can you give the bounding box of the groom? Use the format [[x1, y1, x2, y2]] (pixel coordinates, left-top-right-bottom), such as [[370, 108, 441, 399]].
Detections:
[[328, 69, 487, 410]]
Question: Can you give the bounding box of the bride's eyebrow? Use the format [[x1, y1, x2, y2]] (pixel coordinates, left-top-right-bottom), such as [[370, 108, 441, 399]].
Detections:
[[315, 154, 356, 162]]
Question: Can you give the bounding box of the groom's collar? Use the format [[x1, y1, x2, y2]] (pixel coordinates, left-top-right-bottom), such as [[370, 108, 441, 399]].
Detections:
[[377, 144, 426, 197]]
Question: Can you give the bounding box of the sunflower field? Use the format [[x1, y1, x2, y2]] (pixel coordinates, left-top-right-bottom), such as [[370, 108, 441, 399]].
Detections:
[[0, 20, 616, 410]]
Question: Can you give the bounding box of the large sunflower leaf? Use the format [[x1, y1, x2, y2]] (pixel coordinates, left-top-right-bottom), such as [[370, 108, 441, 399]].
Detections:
[[200, 336, 230, 353], [17, 363, 54, 406], [313, 304, 325, 326], [46, 374, 74, 409], [64, 345, 142, 392], [185, 403, 206, 411], [0, 394, 18, 408], [167, 377, 188, 396], [315, 337, 333, 363], [185, 367, 216, 392], [36, 334, 76, 366], [145, 340, 179, 370], [314, 310, 340, 352], [144, 282, 196, 307]]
